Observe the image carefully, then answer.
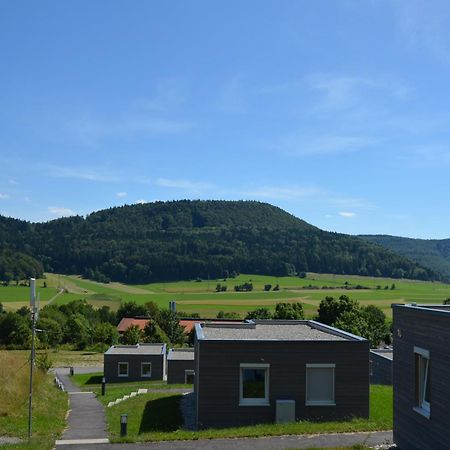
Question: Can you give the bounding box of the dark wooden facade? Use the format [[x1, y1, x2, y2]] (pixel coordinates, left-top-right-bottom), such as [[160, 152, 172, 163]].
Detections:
[[195, 329, 369, 429], [393, 304, 450, 450], [370, 350, 393, 385], [167, 349, 195, 384], [104, 345, 166, 383]]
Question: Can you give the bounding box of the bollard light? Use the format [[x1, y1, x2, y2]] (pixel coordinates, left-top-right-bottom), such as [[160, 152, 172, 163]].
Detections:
[[120, 414, 128, 437], [101, 377, 106, 396], [69, 367, 74, 376]]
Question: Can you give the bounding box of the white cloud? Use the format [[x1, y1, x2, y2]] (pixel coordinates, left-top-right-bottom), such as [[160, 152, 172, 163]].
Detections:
[[135, 199, 149, 204], [116, 192, 127, 198], [156, 177, 215, 191], [272, 133, 378, 157], [241, 186, 323, 201], [0, 193, 9, 199], [394, 0, 450, 64], [48, 206, 75, 217], [45, 165, 121, 183], [339, 211, 356, 218]]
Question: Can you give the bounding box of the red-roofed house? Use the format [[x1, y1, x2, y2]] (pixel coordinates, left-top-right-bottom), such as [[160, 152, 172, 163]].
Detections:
[[117, 317, 150, 334]]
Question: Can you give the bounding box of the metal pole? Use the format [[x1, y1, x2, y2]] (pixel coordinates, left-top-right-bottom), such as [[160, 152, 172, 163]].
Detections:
[[28, 278, 37, 442]]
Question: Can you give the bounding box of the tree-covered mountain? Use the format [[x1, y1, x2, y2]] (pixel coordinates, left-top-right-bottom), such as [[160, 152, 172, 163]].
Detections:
[[0, 200, 441, 283], [360, 234, 450, 279], [0, 250, 44, 282]]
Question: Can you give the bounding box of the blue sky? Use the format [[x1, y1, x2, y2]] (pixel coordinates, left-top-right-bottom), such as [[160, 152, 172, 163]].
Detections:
[[1, 0, 450, 238]]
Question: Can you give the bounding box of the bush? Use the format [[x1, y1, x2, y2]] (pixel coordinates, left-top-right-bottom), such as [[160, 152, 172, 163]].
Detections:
[[35, 352, 53, 372]]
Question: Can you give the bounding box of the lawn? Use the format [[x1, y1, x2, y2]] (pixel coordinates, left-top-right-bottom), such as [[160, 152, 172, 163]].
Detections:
[[3, 271, 450, 318], [8, 349, 104, 367], [105, 385, 392, 442], [0, 351, 67, 450]]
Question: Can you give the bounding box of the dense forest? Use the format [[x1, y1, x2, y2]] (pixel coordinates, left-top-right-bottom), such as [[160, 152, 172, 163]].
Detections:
[[0, 250, 44, 282], [0, 200, 441, 283], [361, 234, 450, 279]]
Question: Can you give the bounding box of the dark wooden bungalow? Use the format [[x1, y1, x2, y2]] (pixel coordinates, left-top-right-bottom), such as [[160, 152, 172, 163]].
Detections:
[[167, 348, 195, 384], [194, 320, 369, 429], [369, 349, 393, 385], [393, 304, 450, 450], [104, 343, 166, 383]]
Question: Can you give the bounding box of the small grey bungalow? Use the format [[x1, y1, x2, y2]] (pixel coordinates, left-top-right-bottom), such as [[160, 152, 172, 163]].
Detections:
[[104, 343, 166, 383], [369, 349, 393, 385], [194, 320, 369, 429], [167, 348, 195, 384], [393, 303, 450, 450]]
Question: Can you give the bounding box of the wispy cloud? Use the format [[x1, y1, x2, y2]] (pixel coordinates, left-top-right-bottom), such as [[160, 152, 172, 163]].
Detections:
[[308, 73, 410, 114], [136, 78, 189, 112], [394, 0, 450, 64], [241, 185, 323, 201], [45, 165, 121, 183], [218, 75, 248, 113], [271, 133, 379, 157], [0, 193, 9, 199], [116, 192, 127, 198], [339, 211, 356, 218], [66, 114, 194, 146], [135, 199, 149, 204], [156, 177, 215, 191], [48, 206, 75, 217]]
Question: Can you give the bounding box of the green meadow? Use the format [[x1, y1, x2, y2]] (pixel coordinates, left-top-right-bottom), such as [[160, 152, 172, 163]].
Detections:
[[1, 272, 449, 318]]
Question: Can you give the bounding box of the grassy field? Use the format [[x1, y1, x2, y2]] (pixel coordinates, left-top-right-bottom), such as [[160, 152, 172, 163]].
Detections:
[[8, 350, 104, 368], [105, 385, 392, 442], [71, 372, 192, 398], [0, 351, 67, 450], [2, 271, 449, 318]]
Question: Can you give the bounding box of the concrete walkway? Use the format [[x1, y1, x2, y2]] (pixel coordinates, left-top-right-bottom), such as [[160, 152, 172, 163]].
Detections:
[[49, 430, 393, 450], [55, 369, 109, 446]]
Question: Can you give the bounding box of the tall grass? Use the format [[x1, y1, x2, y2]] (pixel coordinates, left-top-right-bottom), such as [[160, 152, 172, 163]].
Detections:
[[0, 351, 67, 449]]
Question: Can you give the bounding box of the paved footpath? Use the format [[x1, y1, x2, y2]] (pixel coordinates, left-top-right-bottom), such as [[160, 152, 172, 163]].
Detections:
[[55, 369, 109, 446], [53, 430, 393, 450]]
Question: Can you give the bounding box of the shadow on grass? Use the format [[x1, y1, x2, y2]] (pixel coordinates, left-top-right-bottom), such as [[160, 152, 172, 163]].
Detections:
[[83, 375, 104, 385], [138, 395, 183, 434]]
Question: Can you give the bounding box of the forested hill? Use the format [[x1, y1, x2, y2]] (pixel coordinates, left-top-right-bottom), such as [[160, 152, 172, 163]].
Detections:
[[360, 234, 450, 279], [0, 200, 441, 283]]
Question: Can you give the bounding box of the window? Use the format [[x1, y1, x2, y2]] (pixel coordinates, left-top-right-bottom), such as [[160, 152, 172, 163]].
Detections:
[[414, 347, 430, 418], [118, 362, 128, 377], [185, 370, 195, 384], [239, 363, 269, 406], [141, 362, 152, 378], [306, 364, 335, 406]]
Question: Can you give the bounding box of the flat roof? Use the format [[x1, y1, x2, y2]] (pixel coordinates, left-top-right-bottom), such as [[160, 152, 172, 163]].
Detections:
[[370, 349, 393, 360], [105, 343, 165, 355], [167, 348, 195, 361], [392, 303, 450, 318], [197, 320, 365, 342]]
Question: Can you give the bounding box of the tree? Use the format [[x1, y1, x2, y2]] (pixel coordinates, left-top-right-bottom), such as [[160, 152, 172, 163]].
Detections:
[[94, 322, 119, 346], [264, 284, 272, 292], [157, 309, 186, 345], [216, 311, 240, 319], [65, 313, 92, 349], [316, 295, 359, 326], [117, 301, 148, 323], [144, 301, 159, 318], [362, 305, 389, 348], [120, 324, 142, 345], [444, 297, 450, 305], [245, 308, 272, 320], [273, 302, 304, 320], [334, 310, 370, 340], [142, 321, 169, 344], [37, 317, 63, 348]]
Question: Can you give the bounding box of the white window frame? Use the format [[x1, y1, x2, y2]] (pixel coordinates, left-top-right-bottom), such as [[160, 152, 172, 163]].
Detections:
[[239, 363, 270, 406], [414, 346, 430, 419], [141, 362, 152, 378], [305, 363, 336, 406], [118, 361, 129, 377], [184, 369, 195, 384]]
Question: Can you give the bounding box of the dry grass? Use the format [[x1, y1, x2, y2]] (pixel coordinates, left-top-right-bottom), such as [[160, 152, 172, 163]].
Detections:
[[0, 351, 67, 448]]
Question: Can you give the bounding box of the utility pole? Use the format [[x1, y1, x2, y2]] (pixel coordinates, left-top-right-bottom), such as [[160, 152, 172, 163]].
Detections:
[[28, 278, 38, 442]]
